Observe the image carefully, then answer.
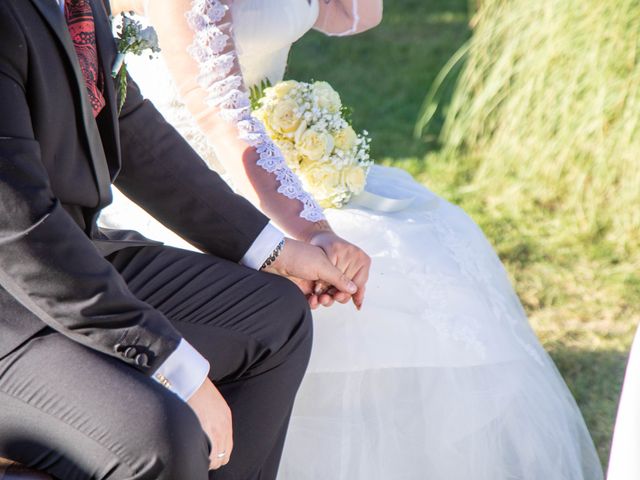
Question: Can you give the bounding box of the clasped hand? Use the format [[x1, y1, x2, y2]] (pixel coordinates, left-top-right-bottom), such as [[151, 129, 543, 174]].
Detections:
[[264, 233, 371, 310], [189, 234, 370, 473]]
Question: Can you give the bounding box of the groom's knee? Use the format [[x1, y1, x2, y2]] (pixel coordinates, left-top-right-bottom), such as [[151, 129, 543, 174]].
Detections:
[[270, 275, 313, 365]]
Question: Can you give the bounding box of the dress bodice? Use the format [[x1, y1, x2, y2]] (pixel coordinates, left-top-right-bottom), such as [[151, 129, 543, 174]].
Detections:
[[125, 0, 319, 175], [232, 0, 319, 86], [128, 0, 318, 102]]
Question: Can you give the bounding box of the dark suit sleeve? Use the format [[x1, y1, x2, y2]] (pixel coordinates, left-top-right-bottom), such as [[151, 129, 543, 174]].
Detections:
[[115, 75, 271, 262], [0, 4, 181, 374]]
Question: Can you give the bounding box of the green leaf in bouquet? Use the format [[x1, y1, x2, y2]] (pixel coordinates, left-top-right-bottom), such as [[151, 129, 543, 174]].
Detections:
[[341, 104, 354, 126], [249, 78, 272, 111]]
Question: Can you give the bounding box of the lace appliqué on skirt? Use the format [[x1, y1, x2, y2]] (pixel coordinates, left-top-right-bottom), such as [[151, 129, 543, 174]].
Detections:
[[422, 207, 545, 366]]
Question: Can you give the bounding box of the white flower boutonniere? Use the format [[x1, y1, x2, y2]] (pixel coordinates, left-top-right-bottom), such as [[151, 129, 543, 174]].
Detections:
[[112, 12, 161, 113]]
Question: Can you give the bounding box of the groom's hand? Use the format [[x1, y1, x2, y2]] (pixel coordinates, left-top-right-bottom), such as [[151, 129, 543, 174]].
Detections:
[[187, 377, 233, 470], [307, 231, 371, 310], [263, 239, 358, 308]]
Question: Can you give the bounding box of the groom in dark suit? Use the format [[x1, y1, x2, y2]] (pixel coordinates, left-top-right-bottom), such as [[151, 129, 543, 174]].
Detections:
[[0, 0, 358, 478]]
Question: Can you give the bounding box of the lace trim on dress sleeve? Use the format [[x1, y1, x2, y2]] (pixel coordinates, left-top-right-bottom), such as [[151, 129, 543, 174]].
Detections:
[[185, 0, 326, 222]]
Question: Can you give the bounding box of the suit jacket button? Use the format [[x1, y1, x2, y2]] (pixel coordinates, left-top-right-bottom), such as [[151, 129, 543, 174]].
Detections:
[[135, 353, 149, 367], [124, 347, 137, 359], [114, 343, 125, 353]]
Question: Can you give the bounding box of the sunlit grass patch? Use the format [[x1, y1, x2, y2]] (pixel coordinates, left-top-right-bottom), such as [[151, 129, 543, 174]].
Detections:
[[420, 0, 640, 254]]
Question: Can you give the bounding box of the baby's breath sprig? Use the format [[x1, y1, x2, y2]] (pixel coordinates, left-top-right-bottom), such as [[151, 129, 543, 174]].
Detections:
[[111, 12, 161, 113]]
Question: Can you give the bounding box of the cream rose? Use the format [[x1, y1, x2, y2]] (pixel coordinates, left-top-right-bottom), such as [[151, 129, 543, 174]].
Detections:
[[297, 129, 334, 162], [302, 163, 342, 202], [342, 165, 368, 194], [312, 81, 342, 113], [268, 99, 302, 134], [271, 80, 299, 99], [275, 139, 301, 169], [293, 120, 308, 144], [253, 108, 274, 135], [333, 125, 358, 151]]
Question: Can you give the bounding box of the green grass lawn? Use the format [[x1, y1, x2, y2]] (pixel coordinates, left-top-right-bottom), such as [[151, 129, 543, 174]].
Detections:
[[287, 0, 638, 468]]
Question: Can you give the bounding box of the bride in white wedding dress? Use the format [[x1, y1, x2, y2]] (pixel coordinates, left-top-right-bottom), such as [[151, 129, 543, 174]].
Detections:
[[103, 0, 604, 478]]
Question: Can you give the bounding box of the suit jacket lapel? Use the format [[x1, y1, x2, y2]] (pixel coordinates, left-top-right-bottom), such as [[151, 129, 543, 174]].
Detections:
[[92, 0, 123, 178], [29, 0, 113, 207]]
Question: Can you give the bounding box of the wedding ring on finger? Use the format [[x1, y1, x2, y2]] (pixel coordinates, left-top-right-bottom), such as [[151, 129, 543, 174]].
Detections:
[[314, 282, 330, 295], [216, 451, 227, 459]]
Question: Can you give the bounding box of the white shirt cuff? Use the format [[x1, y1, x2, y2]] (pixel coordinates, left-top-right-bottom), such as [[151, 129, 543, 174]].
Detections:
[[240, 222, 285, 270], [152, 339, 210, 401]]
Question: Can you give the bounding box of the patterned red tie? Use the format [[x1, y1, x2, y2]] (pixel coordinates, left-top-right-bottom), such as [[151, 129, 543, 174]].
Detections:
[[65, 0, 106, 117]]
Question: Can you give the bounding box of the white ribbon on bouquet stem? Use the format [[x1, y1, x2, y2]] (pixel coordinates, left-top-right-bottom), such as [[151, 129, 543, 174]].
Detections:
[[349, 189, 414, 213]]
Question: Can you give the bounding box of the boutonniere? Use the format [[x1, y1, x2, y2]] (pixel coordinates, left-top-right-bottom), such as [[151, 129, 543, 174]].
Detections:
[[111, 12, 161, 113]]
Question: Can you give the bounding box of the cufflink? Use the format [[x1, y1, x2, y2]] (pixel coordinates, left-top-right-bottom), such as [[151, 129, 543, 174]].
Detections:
[[124, 347, 138, 359], [135, 353, 149, 368], [155, 373, 172, 390]]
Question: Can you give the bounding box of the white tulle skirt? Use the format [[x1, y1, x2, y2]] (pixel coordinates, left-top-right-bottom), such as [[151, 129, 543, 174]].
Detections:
[[100, 165, 603, 479], [275, 165, 603, 480]]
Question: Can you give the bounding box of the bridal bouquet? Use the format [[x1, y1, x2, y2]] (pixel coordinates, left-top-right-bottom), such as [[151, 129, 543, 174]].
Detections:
[[253, 80, 372, 208]]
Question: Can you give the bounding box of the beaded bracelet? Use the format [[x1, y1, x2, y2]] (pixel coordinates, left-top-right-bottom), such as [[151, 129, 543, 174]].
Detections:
[[260, 238, 286, 270]]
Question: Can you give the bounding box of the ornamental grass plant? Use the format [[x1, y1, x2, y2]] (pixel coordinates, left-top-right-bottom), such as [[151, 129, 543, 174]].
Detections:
[[420, 0, 640, 255]]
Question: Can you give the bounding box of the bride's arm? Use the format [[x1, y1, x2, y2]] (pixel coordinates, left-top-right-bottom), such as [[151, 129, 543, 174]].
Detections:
[[112, 0, 371, 306], [314, 0, 383, 37], [121, 0, 328, 241]]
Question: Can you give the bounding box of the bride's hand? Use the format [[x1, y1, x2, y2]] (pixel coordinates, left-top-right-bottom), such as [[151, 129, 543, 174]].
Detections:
[[262, 238, 359, 309], [307, 231, 371, 310]]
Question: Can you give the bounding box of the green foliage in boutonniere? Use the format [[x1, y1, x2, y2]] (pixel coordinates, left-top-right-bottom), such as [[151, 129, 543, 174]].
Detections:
[[111, 13, 161, 113]]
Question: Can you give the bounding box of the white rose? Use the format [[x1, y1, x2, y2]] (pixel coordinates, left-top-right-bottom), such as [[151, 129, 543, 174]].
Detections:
[[294, 120, 308, 144], [312, 81, 342, 113], [297, 129, 334, 162], [301, 163, 341, 205], [275, 139, 301, 169], [139, 27, 159, 50], [252, 108, 272, 135], [271, 80, 299, 99], [268, 99, 302, 134], [333, 126, 358, 151], [341, 165, 368, 194]]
